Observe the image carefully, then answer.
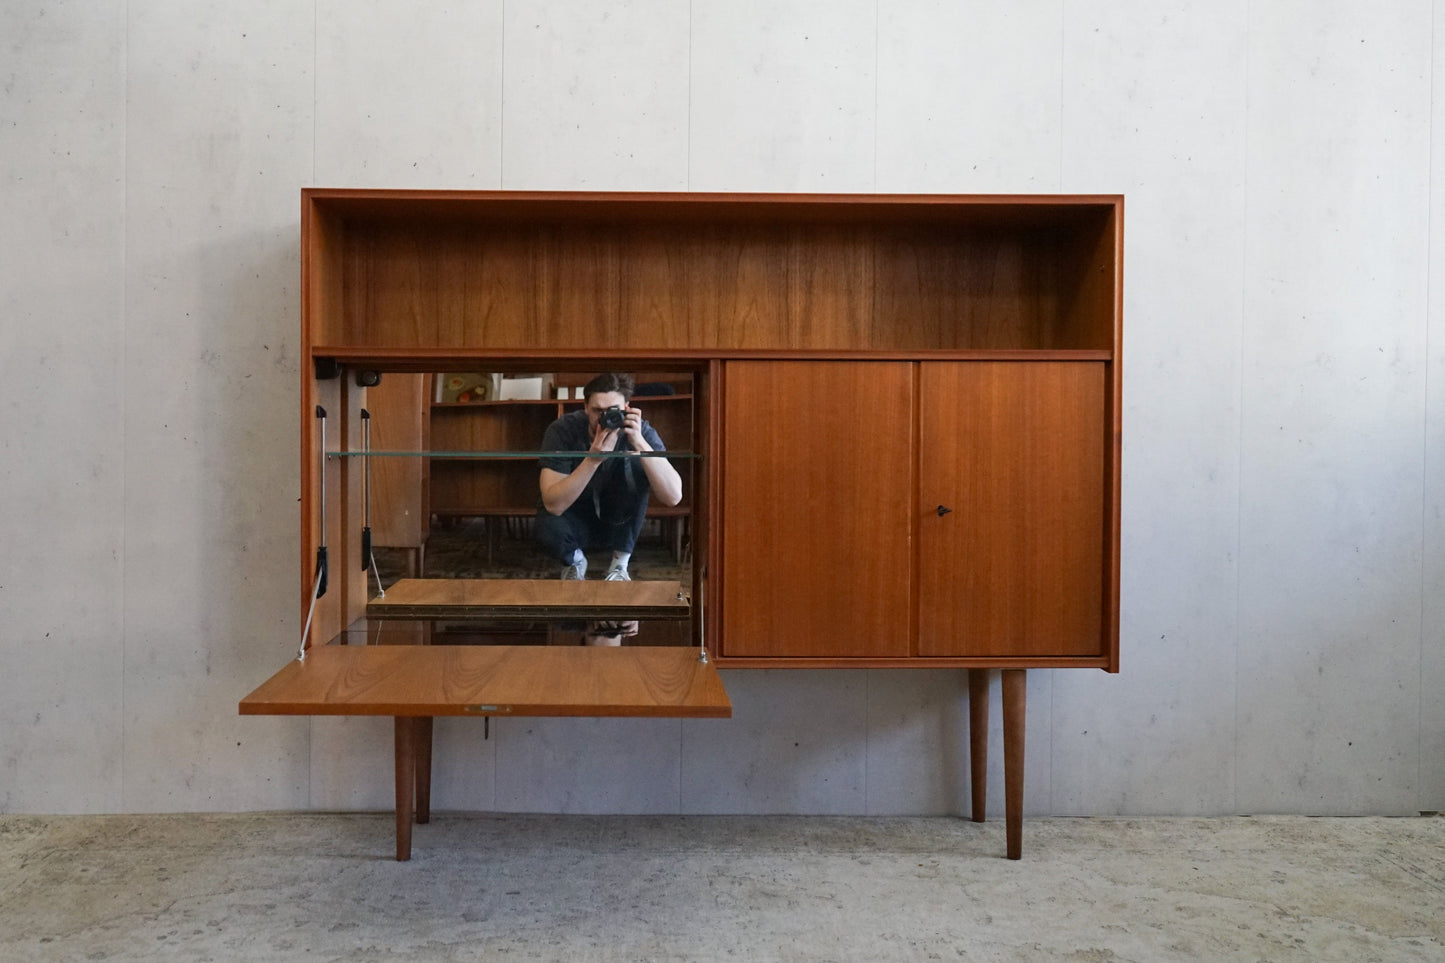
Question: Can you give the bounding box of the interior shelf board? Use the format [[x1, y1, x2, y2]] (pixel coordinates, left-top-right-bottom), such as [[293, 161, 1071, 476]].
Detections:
[[564, 394, 693, 403], [303, 188, 1120, 229], [429, 504, 690, 516], [432, 395, 693, 408], [367, 578, 692, 621], [432, 399, 571, 408]]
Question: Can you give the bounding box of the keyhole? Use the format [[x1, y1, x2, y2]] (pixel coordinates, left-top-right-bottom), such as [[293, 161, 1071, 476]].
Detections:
[[936, 505, 953, 517]]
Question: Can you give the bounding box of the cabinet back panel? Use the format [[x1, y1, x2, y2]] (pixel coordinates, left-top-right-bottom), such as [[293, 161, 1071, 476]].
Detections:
[[916, 362, 1106, 657], [303, 204, 347, 347], [428, 406, 553, 512], [333, 218, 1112, 352], [429, 463, 539, 512], [1058, 209, 1121, 351], [430, 405, 557, 451]]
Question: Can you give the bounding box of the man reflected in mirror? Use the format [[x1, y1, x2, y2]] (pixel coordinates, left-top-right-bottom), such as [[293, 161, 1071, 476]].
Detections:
[[536, 373, 683, 591]]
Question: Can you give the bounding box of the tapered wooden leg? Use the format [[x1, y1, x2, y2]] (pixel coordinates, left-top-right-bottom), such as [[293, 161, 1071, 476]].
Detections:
[[967, 669, 990, 823], [394, 717, 416, 861], [415, 717, 434, 825], [1002, 669, 1026, 860]]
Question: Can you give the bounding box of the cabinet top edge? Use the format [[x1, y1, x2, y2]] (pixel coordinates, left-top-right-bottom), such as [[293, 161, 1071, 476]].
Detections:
[[310, 348, 1114, 370], [301, 188, 1123, 204], [300, 188, 1123, 221]]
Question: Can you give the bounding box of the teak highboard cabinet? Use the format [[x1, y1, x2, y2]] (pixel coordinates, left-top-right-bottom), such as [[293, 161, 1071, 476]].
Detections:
[[240, 189, 1123, 861]]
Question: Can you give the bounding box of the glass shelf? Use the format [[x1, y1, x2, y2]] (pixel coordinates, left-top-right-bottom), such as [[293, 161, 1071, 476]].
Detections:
[[326, 449, 698, 459], [432, 394, 693, 408]]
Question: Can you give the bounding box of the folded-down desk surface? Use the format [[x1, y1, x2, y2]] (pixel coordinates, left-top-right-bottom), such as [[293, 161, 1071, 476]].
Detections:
[[239, 645, 729, 718], [241, 578, 725, 718]]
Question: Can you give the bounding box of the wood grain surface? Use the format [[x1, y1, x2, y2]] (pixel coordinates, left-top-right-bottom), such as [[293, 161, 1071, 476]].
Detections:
[[365, 373, 429, 549], [367, 578, 691, 620], [720, 361, 914, 658], [239, 644, 730, 717], [917, 362, 1106, 657], [310, 191, 1120, 354]]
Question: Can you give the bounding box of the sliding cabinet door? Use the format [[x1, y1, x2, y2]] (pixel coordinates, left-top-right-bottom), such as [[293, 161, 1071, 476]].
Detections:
[[720, 361, 914, 658], [917, 362, 1106, 657]]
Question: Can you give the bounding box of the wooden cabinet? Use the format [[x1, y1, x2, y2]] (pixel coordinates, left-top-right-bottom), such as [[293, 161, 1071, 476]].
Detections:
[[241, 189, 1123, 860]]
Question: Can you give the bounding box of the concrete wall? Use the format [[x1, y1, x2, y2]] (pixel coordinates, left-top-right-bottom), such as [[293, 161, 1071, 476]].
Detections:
[[2, 0, 1440, 817]]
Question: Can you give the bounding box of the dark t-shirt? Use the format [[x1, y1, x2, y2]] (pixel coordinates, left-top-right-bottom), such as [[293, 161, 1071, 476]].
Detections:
[[538, 409, 666, 507]]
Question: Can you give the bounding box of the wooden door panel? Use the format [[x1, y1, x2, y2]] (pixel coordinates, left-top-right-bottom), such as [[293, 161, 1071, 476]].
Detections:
[[721, 361, 914, 658], [918, 362, 1105, 657]]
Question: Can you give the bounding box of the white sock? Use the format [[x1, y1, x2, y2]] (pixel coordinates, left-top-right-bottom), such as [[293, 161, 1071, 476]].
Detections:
[[609, 551, 630, 572], [571, 549, 587, 576]]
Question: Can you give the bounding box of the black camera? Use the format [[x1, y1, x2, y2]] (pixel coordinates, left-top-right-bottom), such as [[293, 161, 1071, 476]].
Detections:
[[599, 405, 626, 430]]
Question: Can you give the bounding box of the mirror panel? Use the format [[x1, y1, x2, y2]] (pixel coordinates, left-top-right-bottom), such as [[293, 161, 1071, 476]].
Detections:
[[337, 367, 698, 648]]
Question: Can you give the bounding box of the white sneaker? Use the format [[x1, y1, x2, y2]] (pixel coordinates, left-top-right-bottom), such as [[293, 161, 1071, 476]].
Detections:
[[562, 556, 587, 580], [604, 565, 630, 581]]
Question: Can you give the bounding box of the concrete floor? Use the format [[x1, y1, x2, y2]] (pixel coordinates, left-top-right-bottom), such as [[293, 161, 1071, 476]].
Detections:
[[1, 813, 1441, 962]]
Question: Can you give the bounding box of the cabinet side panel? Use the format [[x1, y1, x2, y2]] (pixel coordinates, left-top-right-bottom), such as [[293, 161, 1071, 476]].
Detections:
[[367, 374, 429, 549], [720, 361, 913, 658], [1057, 206, 1121, 351], [305, 201, 347, 346], [339, 380, 369, 631], [917, 362, 1106, 657], [308, 375, 346, 646], [703, 360, 722, 655]]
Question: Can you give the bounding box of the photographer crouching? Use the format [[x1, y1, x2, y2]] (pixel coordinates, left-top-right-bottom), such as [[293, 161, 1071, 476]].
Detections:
[[535, 373, 683, 614]]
